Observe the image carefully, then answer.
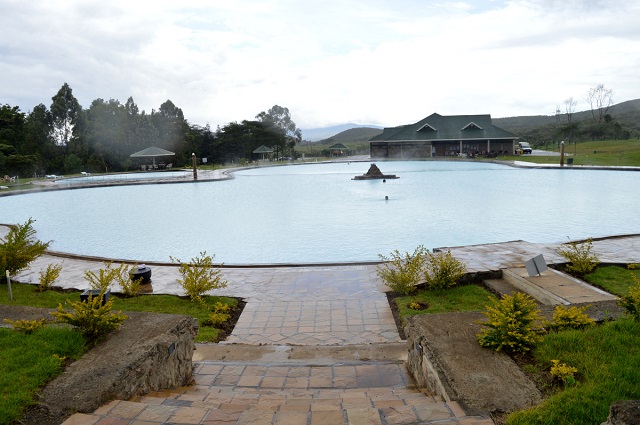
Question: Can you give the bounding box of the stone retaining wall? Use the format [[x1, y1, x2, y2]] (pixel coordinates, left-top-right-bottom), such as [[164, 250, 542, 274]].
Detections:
[[0, 306, 198, 424], [405, 312, 542, 415]]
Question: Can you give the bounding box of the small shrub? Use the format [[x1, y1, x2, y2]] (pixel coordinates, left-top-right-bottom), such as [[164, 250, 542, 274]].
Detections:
[[51, 289, 127, 342], [116, 263, 142, 297], [377, 246, 428, 295], [0, 218, 50, 277], [477, 292, 543, 354], [408, 301, 422, 310], [171, 252, 228, 303], [618, 272, 640, 321], [213, 301, 231, 314], [3, 318, 47, 334], [424, 250, 466, 289], [550, 359, 578, 387], [84, 262, 124, 292], [547, 305, 595, 331], [209, 302, 232, 325], [557, 238, 599, 276], [37, 263, 63, 292], [628, 263, 639, 270]]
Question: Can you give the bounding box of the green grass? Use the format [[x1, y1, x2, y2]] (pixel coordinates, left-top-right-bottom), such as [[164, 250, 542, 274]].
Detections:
[[506, 318, 640, 425], [394, 284, 496, 324], [0, 282, 238, 342], [513, 138, 640, 166], [0, 326, 87, 424], [583, 265, 640, 296]]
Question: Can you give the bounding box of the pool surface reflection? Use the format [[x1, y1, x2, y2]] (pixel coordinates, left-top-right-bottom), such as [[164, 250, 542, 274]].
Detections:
[[0, 161, 637, 264]]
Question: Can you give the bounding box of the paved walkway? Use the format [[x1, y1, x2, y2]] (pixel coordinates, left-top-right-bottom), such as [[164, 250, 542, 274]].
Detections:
[[4, 225, 640, 424]]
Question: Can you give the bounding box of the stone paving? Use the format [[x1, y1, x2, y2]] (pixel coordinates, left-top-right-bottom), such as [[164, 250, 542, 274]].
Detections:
[[61, 359, 493, 425], [4, 223, 640, 424]]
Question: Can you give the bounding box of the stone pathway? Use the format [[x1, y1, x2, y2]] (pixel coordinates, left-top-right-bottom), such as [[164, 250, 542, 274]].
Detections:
[[62, 354, 493, 425], [4, 223, 640, 424]]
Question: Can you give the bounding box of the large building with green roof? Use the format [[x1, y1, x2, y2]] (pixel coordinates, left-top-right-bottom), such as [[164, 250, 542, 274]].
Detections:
[[369, 113, 518, 159]]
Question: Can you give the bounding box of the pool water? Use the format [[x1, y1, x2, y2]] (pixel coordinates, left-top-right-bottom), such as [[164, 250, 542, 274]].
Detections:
[[0, 161, 637, 264], [56, 171, 190, 184]]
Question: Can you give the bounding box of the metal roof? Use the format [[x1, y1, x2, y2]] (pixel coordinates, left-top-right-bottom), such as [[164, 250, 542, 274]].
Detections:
[[369, 113, 516, 142]]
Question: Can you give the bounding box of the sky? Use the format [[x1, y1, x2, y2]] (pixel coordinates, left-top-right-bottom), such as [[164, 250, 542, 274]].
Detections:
[[2, 0, 640, 132]]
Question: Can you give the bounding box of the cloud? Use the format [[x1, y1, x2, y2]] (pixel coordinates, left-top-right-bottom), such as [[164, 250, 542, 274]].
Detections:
[[1, 0, 639, 129]]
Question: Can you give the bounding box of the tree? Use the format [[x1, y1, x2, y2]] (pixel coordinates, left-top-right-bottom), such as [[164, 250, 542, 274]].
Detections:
[[24, 104, 58, 174], [586, 84, 613, 124], [85, 98, 128, 171], [563, 97, 578, 153], [50, 83, 82, 146], [0, 218, 50, 278], [213, 120, 280, 163], [0, 104, 27, 175], [256, 105, 302, 155]]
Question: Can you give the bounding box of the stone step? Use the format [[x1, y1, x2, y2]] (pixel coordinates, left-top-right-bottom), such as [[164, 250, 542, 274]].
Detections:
[[483, 278, 526, 298], [61, 362, 496, 424], [502, 267, 616, 305], [191, 361, 415, 391], [63, 386, 493, 425]]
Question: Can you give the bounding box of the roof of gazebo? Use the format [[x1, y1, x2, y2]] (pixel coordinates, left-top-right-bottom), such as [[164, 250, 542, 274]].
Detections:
[[130, 146, 175, 157], [328, 143, 349, 150], [253, 145, 274, 154]]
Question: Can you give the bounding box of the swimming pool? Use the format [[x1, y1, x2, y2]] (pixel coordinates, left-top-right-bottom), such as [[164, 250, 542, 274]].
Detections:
[[55, 171, 191, 185], [0, 161, 637, 264]]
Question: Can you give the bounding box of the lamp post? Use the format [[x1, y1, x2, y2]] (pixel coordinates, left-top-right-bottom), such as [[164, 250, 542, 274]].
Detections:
[[192, 153, 198, 180], [560, 141, 565, 167]]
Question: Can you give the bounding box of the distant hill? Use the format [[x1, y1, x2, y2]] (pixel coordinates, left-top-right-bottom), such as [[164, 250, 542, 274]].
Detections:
[[494, 98, 640, 132], [301, 123, 382, 142], [318, 127, 383, 144], [301, 98, 640, 147]]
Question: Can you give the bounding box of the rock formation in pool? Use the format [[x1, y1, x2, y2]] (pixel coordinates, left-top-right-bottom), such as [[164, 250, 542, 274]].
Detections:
[[353, 163, 399, 180]]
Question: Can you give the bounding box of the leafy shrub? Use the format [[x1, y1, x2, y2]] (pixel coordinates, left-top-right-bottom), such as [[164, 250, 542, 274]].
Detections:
[[3, 318, 47, 334], [424, 250, 466, 289], [628, 263, 639, 270], [547, 305, 595, 331], [115, 263, 142, 297], [618, 272, 640, 321], [377, 246, 428, 295], [84, 262, 124, 292], [213, 301, 231, 314], [37, 263, 63, 292], [408, 301, 422, 310], [550, 359, 578, 387], [477, 292, 543, 354], [0, 218, 50, 277], [557, 238, 600, 276], [171, 252, 228, 303], [51, 289, 127, 342], [208, 301, 231, 325]]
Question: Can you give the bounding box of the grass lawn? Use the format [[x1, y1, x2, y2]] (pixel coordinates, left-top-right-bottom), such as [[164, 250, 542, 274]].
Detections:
[[0, 282, 240, 342], [508, 138, 640, 167], [583, 264, 640, 296], [0, 327, 87, 424], [506, 318, 640, 425], [505, 264, 640, 424], [392, 284, 496, 325]]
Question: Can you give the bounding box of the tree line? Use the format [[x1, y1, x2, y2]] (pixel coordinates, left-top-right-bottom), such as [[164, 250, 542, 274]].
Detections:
[[0, 83, 301, 177]]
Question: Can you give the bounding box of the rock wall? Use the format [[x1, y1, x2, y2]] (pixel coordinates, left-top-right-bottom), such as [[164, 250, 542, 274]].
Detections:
[[601, 400, 640, 425], [34, 311, 198, 423], [405, 312, 542, 415]]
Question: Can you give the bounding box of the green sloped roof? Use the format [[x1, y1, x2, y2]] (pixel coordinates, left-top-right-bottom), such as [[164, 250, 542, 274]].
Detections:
[[329, 143, 349, 150], [253, 145, 274, 153], [368, 113, 516, 142]]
